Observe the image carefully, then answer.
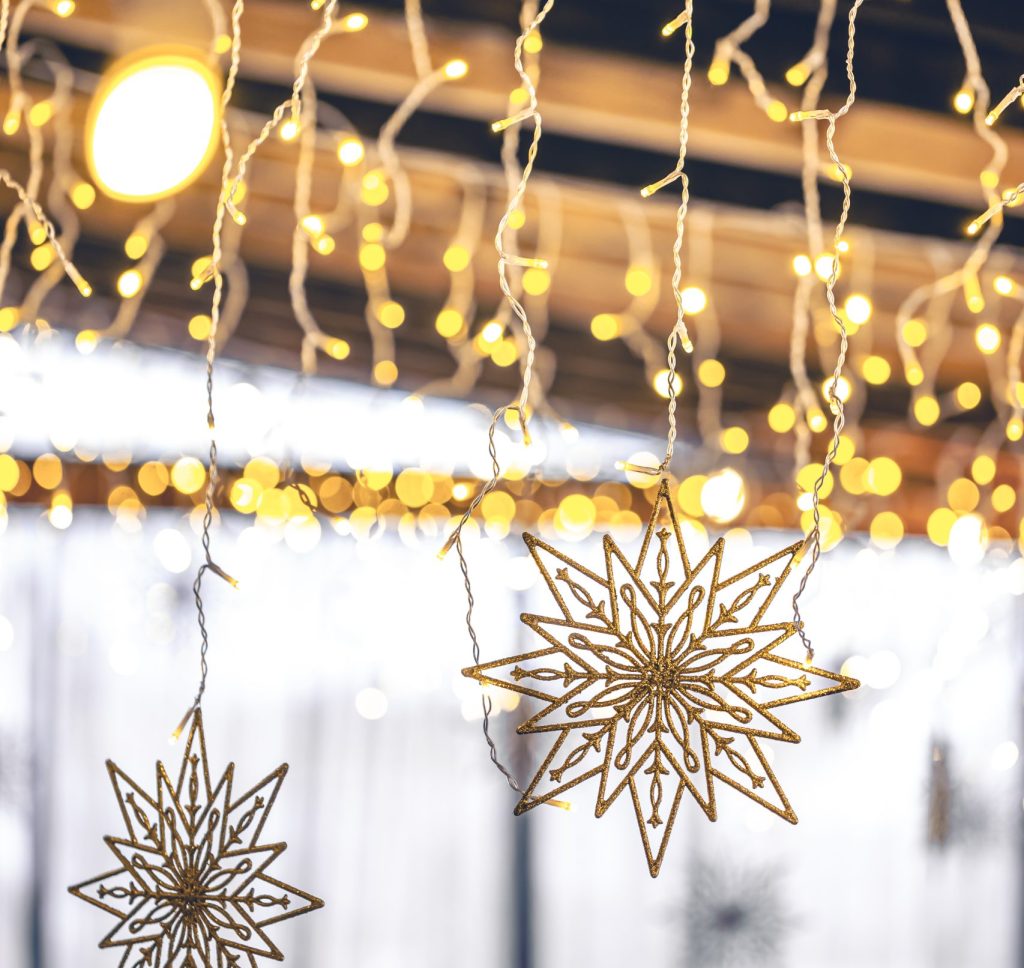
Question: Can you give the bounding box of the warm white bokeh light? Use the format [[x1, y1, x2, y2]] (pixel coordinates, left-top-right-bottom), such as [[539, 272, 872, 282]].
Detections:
[[87, 51, 220, 202]]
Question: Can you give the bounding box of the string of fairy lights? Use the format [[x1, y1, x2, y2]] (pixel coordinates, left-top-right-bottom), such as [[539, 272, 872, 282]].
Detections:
[[0, 0, 1021, 576]]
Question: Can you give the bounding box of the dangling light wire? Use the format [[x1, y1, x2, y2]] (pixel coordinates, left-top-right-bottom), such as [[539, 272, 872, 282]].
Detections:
[[789, 0, 866, 664]]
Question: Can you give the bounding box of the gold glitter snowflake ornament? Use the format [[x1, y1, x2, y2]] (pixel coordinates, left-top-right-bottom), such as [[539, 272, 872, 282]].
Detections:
[[464, 480, 859, 876], [69, 710, 323, 965]]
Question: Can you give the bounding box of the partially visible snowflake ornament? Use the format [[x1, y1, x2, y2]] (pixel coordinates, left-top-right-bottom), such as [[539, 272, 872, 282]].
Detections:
[[69, 710, 323, 965], [464, 480, 859, 876]]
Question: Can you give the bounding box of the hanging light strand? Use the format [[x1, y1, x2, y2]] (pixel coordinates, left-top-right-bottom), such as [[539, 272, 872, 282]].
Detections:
[[177, 0, 339, 741], [789, 0, 866, 663], [640, 0, 696, 473]]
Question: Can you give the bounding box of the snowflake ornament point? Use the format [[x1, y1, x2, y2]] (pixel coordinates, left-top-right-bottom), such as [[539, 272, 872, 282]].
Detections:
[[463, 478, 859, 877], [70, 709, 323, 966]]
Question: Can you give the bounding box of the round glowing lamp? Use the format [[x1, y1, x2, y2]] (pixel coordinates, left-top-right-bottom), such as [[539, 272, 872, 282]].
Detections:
[[86, 48, 221, 203]]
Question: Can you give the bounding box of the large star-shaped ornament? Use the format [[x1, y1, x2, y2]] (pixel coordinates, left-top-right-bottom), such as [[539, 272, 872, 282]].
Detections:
[[70, 709, 323, 966], [464, 479, 858, 876]]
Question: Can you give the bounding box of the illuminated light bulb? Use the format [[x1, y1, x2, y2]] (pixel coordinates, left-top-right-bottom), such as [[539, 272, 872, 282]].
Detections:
[[861, 355, 891, 385], [980, 168, 999, 190], [964, 273, 985, 313], [814, 253, 839, 282], [843, 293, 872, 325], [124, 231, 149, 259], [300, 214, 325, 238], [213, 33, 232, 54], [2, 104, 21, 136], [821, 374, 852, 404], [27, 219, 47, 245], [507, 207, 526, 230], [491, 339, 518, 367], [590, 312, 620, 341], [966, 219, 980, 236], [279, 118, 299, 142], [48, 491, 73, 530], [975, 322, 1001, 354], [226, 201, 246, 225], [902, 317, 927, 347], [955, 381, 982, 410], [480, 319, 504, 344], [680, 285, 707, 314], [362, 222, 383, 243], [443, 59, 469, 80], [913, 395, 940, 427], [377, 300, 405, 329], [1006, 416, 1024, 442], [75, 329, 99, 354], [652, 368, 682, 399], [53, 0, 76, 14], [359, 242, 386, 272], [786, 60, 811, 86], [837, 239, 850, 254], [807, 407, 828, 433], [189, 256, 216, 290], [342, 12, 369, 32], [171, 457, 206, 495], [904, 363, 923, 386], [188, 314, 212, 341], [994, 274, 1016, 296], [0, 306, 16, 332], [523, 29, 543, 54], [698, 358, 725, 387], [116, 268, 144, 298], [765, 99, 789, 123], [435, 307, 465, 339], [720, 426, 749, 455], [326, 337, 350, 361], [624, 265, 653, 297], [337, 135, 365, 167], [360, 169, 390, 207], [768, 401, 796, 433], [992, 483, 1016, 513], [522, 266, 551, 296], [30, 243, 56, 271], [947, 477, 980, 513], [865, 456, 901, 496], [443, 244, 470, 273], [70, 181, 96, 210], [707, 57, 730, 86], [314, 234, 336, 255], [952, 87, 974, 114], [374, 359, 398, 386], [971, 454, 996, 485], [792, 254, 812, 277], [869, 511, 904, 550], [86, 49, 220, 202], [834, 434, 856, 465], [701, 468, 746, 524], [661, 10, 690, 36], [28, 100, 54, 127]]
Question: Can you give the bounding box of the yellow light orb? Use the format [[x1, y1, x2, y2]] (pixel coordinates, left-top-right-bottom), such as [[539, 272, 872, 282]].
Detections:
[[490, 339, 518, 367], [765, 99, 789, 123], [971, 453, 996, 485], [947, 477, 979, 513], [720, 426, 749, 455], [840, 456, 869, 495], [1008, 416, 1024, 442], [522, 267, 551, 296], [442, 59, 469, 80], [821, 374, 852, 404], [869, 511, 904, 550], [913, 395, 940, 426], [590, 313, 620, 341], [792, 254, 812, 277], [360, 169, 390, 207], [33, 453, 63, 490], [796, 462, 833, 500], [834, 434, 856, 464], [443, 244, 471, 273], [624, 265, 653, 297], [30, 244, 56, 271], [680, 285, 707, 315], [698, 358, 725, 388], [86, 48, 220, 202], [377, 300, 405, 329], [652, 368, 682, 399], [861, 355, 891, 385], [337, 135, 365, 166], [814, 253, 839, 282], [70, 181, 97, 209], [707, 58, 730, 86], [902, 318, 927, 347], [768, 402, 796, 433], [953, 88, 974, 114], [955, 381, 982, 410], [843, 293, 872, 325], [523, 29, 543, 54], [124, 232, 149, 260], [325, 337, 350, 361], [435, 307, 465, 339], [700, 468, 746, 524], [374, 360, 398, 386], [359, 242, 386, 272], [866, 456, 901, 496], [975, 322, 1001, 354], [75, 329, 99, 354], [558, 494, 597, 534], [395, 469, 435, 508], [188, 314, 212, 341], [171, 456, 206, 495], [994, 274, 1016, 296], [992, 483, 1016, 513], [926, 507, 957, 546], [116, 268, 144, 299]]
